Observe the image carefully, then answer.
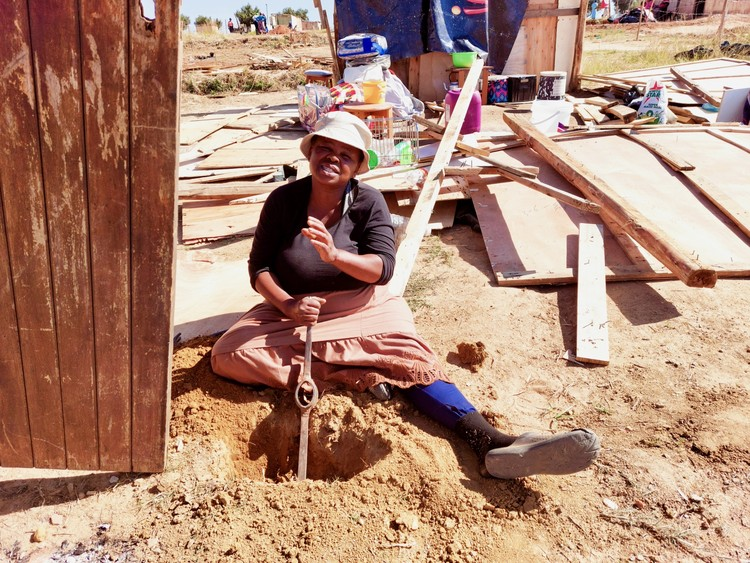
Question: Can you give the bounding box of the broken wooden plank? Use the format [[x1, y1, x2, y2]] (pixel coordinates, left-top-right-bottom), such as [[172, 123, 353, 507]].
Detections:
[[585, 105, 610, 124], [183, 166, 279, 184], [576, 224, 609, 365], [604, 105, 637, 123], [179, 108, 254, 145], [503, 110, 718, 288], [620, 130, 695, 171], [388, 56, 484, 297], [196, 145, 303, 169], [583, 96, 619, 109], [670, 67, 722, 108], [178, 180, 284, 200], [574, 104, 595, 123]]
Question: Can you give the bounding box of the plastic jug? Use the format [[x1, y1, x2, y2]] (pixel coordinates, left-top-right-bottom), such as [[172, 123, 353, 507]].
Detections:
[[362, 80, 386, 104], [444, 88, 481, 134]]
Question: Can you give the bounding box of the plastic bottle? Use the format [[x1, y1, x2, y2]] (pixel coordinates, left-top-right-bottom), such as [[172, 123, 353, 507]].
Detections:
[[444, 88, 482, 134], [394, 141, 413, 165]]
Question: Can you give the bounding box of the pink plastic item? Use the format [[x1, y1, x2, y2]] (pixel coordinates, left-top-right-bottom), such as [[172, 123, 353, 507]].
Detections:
[[444, 88, 482, 134]]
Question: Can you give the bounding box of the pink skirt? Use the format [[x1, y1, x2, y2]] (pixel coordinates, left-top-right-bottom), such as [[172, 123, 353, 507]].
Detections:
[[210, 285, 449, 392]]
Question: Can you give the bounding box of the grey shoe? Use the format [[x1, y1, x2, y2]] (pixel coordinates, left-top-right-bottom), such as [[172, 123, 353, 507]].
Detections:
[[484, 428, 600, 479], [368, 382, 393, 401]]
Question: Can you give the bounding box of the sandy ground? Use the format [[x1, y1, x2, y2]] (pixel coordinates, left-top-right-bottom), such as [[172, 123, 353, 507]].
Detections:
[[2, 21, 750, 563]]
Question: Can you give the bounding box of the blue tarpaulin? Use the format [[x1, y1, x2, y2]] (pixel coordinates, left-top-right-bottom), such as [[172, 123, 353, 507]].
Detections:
[[334, 0, 528, 71]]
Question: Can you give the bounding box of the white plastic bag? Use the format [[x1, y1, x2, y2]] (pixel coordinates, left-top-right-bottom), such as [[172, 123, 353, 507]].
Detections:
[[637, 79, 669, 124]]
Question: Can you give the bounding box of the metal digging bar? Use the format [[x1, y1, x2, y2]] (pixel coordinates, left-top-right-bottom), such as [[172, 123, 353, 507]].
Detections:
[[294, 325, 319, 481]]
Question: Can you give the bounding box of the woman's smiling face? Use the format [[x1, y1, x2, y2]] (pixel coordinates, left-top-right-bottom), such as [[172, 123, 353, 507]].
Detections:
[[308, 136, 364, 188]]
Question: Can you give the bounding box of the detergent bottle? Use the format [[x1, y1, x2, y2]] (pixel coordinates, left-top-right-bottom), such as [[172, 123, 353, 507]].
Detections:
[[444, 87, 482, 134]]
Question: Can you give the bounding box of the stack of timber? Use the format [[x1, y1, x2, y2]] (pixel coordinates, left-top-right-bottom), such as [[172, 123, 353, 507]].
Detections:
[[178, 104, 305, 243], [576, 57, 750, 125]]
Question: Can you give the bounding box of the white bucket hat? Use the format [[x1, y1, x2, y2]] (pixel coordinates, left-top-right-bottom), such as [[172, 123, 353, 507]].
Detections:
[[300, 111, 372, 174]]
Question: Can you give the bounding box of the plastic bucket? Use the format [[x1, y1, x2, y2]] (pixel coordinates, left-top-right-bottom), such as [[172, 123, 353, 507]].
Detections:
[[451, 52, 476, 68], [537, 71, 567, 101], [362, 80, 386, 104], [530, 99, 573, 136]]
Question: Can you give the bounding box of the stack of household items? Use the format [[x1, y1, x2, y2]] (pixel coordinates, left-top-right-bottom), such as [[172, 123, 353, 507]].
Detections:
[[298, 33, 425, 171]]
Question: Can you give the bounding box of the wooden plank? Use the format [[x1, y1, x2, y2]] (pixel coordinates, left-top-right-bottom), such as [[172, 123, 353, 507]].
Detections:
[[181, 201, 263, 242], [0, 0, 66, 468], [30, 1, 98, 469], [604, 105, 637, 123], [178, 180, 283, 199], [576, 224, 609, 365], [585, 105, 610, 124], [503, 111, 718, 288], [670, 67, 722, 107], [620, 130, 695, 171], [584, 96, 619, 109], [179, 108, 254, 145], [0, 190, 33, 467], [184, 167, 278, 184], [0, 4, 34, 468], [706, 129, 750, 154], [196, 145, 303, 169], [129, 2, 180, 473], [388, 56, 484, 297], [81, 0, 132, 470], [574, 104, 594, 122]]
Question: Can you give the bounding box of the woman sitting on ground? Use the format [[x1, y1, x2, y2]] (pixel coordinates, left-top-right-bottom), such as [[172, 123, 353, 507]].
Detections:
[[211, 111, 600, 479]]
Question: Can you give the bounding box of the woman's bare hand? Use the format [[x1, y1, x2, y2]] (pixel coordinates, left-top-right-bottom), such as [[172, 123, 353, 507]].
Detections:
[[287, 295, 327, 325], [302, 216, 339, 264]]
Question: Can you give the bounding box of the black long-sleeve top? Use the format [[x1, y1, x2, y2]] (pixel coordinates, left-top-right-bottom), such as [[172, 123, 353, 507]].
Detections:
[[249, 176, 396, 295]]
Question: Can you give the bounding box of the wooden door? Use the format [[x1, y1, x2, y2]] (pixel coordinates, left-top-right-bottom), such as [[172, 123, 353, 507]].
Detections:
[[0, 0, 179, 472]]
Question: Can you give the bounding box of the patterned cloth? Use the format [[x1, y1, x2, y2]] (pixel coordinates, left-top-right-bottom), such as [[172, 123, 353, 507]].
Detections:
[[329, 81, 364, 107]]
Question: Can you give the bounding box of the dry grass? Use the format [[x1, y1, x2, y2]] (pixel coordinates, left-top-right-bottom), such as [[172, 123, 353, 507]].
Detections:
[[582, 15, 750, 74]]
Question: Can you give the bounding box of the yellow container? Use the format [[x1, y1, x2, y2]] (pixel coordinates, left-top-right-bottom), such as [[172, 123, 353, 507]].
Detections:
[[362, 80, 386, 104]]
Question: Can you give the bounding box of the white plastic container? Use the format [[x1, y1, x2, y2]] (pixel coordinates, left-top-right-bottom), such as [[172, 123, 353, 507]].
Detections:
[[530, 99, 573, 136]]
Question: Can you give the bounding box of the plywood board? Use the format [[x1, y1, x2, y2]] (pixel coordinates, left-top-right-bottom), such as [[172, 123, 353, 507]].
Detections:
[[470, 141, 750, 286], [181, 201, 264, 242], [174, 253, 263, 342], [471, 171, 655, 285], [197, 131, 304, 169], [556, 133, 750, 267], [626, 129, 750, 238]]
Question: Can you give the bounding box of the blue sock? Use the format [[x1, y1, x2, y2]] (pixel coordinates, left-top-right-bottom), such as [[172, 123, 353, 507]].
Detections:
[[401, 380, 476, 430]]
